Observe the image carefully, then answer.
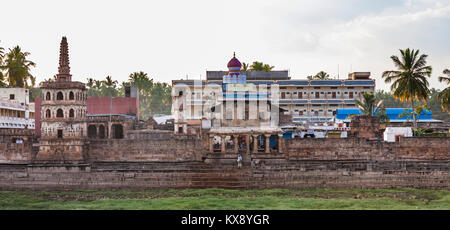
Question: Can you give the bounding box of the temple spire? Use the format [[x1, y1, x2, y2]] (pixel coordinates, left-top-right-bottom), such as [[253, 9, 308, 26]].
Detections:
[[56, 36, 72, 82]]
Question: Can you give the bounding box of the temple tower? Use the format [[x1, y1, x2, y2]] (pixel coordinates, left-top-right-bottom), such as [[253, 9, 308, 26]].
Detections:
[[36, 37, 88, 162]]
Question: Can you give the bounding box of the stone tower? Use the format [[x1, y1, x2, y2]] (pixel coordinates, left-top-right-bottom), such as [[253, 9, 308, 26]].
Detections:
[[36, 37, 88, 162]]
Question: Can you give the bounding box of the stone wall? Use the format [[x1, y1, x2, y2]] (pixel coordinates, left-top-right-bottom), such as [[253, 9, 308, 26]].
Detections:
[[0, 158, 448, 190], [0, 129, 35, 163], [0, 130, 449, 190], [86, 131, 202, 162], [284, 137, 449, 161]]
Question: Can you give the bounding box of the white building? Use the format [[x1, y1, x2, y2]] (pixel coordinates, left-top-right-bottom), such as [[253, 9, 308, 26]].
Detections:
[[0, 88, 35, 129]]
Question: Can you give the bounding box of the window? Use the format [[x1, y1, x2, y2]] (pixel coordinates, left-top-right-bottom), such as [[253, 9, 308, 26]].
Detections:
[[57, 92, 64, 100], [69, 91, 74, 100], [46, 92, 51, 100], [58, 130, 63, 139], [46, 109, 51, 118], [56, 109, 64, 118], [69, 109, 74, 118], [9, 94, 15, 100]]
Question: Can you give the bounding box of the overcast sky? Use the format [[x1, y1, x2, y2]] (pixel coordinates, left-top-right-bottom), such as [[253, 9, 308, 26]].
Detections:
[[1, 0, 449, 91]]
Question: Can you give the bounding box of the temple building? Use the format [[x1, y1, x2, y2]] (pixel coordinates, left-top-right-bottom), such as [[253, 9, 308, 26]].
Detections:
[[35, 37, 139, 162], [173, 54, 287, 154], [36, 37, 88, 162]]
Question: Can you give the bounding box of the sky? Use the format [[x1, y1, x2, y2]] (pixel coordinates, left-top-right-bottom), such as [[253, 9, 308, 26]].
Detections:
[[1, 0, 449, 91]]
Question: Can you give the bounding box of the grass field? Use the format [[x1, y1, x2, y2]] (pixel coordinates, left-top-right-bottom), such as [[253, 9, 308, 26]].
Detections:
[[0, 188, 449, 210]]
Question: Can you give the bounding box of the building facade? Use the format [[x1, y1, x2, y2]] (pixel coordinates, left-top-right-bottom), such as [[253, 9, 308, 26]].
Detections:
[[36, 37, 88, 162], [172, 54, 375, 134], [0, 88, 35, 129]]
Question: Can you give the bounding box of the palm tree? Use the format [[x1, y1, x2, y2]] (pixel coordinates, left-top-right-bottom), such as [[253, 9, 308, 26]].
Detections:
[[437, 69, 450, 113], [353, 92, 389, 123], [101, 76, 119, 97], [249, 61, 274, 72], [307, 75, 314, 80], [241, 62, 250, 71], [86, 78, 95, 89], [382, 48, 432, 127], [314, 71, 330, 80], [94, 80, 103, 90], [0, 43, 5, 87], [0, 46, 36, 87], [355, 92, 383, 116], [103, 75, 118, 88]]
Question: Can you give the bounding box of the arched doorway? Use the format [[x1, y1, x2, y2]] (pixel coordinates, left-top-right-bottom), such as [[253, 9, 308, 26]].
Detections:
[[99, 125, 106, 139], [69, 109, 74, 118], [45, 92, 51, 100], [69, 91, 74, 100], [112, 124, 124, 139], [88, 125, 97, 138]]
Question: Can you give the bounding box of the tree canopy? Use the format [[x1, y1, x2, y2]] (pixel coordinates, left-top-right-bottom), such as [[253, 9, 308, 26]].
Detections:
[[382, 48, 432, 127], [0, 45, 36, 88]]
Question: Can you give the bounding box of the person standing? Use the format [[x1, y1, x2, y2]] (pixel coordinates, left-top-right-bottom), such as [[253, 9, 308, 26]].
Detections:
[[237, 154, 243, 168]]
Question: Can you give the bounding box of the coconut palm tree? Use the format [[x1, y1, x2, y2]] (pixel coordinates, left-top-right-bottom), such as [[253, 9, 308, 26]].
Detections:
[[249, 61, 274, 72], [101, 76, 119, 97], [102, 75, 118, 88], [0, 46, 36, 87], [0, 44, 5, 87], [354, 92, 389, 123], [86, 78, 95, 89], [382, 48, 432, 127], [241, 62, 250, 71], [314, 71, 330, 80], [437, 69, 450, 113]]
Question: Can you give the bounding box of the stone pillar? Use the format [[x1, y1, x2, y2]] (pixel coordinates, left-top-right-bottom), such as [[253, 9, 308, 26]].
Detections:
[[209, 135, 214, 152], [96, 125, 100, 139], [252, 135, 259, 153], [233, 135, 239, 153], [278, 134, 284, 153], [265, 134, 271, 153], [108, 122, 112, 139], [245, 135, 250, 153], [221, 135, 226, 153]]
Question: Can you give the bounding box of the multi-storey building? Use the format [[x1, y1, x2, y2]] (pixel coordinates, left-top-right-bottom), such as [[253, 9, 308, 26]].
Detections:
[[36, 37, 88, 162], [0, 88, 35, 129], [172, 54, 375, 135]]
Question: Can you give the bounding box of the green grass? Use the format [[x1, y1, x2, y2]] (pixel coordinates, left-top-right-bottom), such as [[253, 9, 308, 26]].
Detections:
[[0, 188, 449, 210]]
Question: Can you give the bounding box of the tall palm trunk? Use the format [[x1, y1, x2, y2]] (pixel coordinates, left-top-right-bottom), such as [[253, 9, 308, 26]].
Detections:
[[411, 100, 417, 128]]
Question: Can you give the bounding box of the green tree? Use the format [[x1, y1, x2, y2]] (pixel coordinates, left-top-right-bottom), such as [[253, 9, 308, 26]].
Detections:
[[314, 71, 330, 80], [0, 43, 5, 87], [399, 104, 430, 127], [437, 69, 450, 113], [100, 75, 119, 97], [382, 48, 432, 128], [355, 92, 389, 123], [0, 46, 36, 87], [241, 62, 250, 71], [249, 61, 274, 72], [129, 71, 154, 120]]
